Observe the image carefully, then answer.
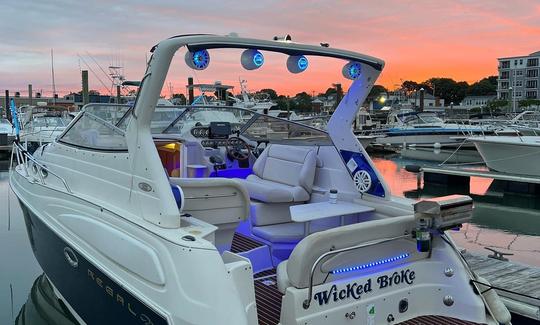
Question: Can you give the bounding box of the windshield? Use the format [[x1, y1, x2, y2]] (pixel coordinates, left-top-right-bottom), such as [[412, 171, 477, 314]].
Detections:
[[241, 114, 331, 145], [60, 100, 332, 151], [418, 114, 443, 123], [1, 118, 11, 125], [29, 116, 67, 128], [161, 106, 255, 135]]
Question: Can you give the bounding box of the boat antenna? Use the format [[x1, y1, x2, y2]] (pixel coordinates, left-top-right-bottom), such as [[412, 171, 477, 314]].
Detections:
[[77, 54, 113, 96], [85, 51, 114, 86]]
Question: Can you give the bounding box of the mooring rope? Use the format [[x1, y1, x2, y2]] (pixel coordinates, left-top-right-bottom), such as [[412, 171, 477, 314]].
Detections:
[[470, 279, 540, 302], [439, 147, 540, 167]]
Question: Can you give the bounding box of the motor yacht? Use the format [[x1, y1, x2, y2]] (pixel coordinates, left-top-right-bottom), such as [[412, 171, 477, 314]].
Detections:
[[372, 109, 496, 149], [469, 135, 540, 177], [20, 111, 72, 153], [10, 34, 509, 325]]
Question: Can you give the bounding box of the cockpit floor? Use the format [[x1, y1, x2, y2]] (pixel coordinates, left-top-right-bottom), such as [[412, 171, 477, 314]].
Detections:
[[397, 315, 485, 325], [254, 269, 282, 325], [231, 232, 265, 253]]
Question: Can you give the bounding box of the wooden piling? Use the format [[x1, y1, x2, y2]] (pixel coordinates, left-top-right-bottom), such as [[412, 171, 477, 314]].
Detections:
[[116, 85, 121, 104], [4, 90, 11, 121], [82, 70, 89, 105], [187, 77, 194, 104], [28, 84, 33, 106]]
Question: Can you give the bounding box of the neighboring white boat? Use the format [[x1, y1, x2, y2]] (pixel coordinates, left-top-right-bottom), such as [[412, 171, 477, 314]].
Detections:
[[20, 112, 72, 152], [469, 136, 540, 176], [0, 118, 16, 152], [232, 79, 277, 112], [372, 109, 496, 149], [10, 34, 506, 325], [0, 117, 15, 133]]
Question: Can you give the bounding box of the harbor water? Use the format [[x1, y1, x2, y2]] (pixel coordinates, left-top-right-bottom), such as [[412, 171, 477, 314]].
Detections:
[[2, 154, 540, 324]]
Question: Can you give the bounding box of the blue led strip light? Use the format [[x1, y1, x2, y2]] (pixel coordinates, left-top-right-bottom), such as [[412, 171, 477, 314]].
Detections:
[[331, 253, 410, 274]]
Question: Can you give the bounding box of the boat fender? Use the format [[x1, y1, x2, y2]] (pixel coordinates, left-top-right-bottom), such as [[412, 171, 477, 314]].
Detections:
[[405, 165, 422, 173], [476, 276, 511, 325]]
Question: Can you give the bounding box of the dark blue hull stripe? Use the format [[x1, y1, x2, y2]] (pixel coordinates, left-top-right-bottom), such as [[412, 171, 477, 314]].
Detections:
[[20, 202, 169, 325]]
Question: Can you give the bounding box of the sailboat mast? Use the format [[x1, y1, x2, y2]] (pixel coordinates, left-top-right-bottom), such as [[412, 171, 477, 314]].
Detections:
[[51, 48, 56, 105]]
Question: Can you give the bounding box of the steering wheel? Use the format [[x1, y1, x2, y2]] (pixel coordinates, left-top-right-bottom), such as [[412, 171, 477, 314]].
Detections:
[[226, 136, 252, 161]]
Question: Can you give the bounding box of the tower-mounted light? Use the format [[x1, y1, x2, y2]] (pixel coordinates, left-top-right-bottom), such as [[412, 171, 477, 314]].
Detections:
[[185, 50, 210, 70], [241, 49, 264, 70], [342, 61, 362, 80], [287, 55, 308, 74]]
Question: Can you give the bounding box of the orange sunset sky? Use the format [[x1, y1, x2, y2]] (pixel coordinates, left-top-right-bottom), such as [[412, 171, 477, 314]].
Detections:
[[1, 0, 539, 97]]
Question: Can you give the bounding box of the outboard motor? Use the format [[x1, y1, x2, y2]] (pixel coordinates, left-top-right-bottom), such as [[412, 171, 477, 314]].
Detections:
[[413, 195, 473, 252]]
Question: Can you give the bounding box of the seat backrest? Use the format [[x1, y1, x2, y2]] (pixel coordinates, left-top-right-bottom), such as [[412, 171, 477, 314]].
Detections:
[[285, 215, 417, 289], [170, 177, 250, 224], [253, 144, 317, 193]]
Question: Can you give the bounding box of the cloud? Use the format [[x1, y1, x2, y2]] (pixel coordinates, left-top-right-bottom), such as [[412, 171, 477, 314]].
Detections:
[[0, 0, 539, 96]]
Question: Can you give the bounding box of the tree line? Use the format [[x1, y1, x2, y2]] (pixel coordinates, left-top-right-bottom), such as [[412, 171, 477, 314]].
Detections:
[[169, 75, 539, 111], [368, 76, 498, 105]]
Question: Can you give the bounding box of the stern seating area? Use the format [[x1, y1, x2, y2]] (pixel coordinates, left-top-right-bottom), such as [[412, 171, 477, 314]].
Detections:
[[276, 215, 417, 293]]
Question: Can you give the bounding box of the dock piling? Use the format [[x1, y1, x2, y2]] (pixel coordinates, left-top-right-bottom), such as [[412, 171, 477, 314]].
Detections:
[[82, 70, 89, 105]]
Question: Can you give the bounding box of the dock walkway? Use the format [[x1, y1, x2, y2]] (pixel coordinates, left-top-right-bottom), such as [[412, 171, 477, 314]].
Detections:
[[463, 251, 540, 321], [418, 166, 540, 184]]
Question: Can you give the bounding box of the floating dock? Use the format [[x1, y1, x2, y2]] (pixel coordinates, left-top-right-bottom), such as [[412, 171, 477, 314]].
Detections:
[[406, 165, 540, 194], [463, 251, 540, 321]]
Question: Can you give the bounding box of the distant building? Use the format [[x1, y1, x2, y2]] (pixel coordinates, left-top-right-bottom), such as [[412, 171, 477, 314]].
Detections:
[[63, 93, 114, 108], [497, 51, 540, 100], [409, 92, 444, 108], [320, 95, 337, 112], [459, 95, 496, 108], [0, 95, 74, 112], [311, 98, 323, 113], [366, 91, 445, 111]]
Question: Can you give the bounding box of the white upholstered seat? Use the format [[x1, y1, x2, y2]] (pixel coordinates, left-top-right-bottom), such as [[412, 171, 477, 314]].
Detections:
[[240, 144, 317, 203]]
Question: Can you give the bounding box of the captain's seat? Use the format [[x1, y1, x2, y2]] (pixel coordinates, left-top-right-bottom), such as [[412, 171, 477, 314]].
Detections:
[[241, 144, 317, 203], [238, 144, 318, 249]]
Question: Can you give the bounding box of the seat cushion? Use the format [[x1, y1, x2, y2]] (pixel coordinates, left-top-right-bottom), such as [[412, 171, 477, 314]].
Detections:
[[253, 144, 317, 192], [241, 175, 309, 203], [252, 222, 306, 243], [252, 219, 340, 243]]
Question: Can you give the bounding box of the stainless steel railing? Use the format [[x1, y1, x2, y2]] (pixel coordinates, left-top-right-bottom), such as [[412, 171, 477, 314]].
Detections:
[[11, 141, 72, 193], [302, 233, 411, 309]]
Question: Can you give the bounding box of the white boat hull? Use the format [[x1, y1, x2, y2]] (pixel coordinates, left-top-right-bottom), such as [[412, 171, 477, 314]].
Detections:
[[375, 133, 473, 148], [470, 136, 540, 177]]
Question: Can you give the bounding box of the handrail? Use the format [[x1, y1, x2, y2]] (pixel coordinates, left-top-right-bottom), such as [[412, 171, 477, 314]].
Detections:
[[302, 233, 411, 309], [11, 142, 72, 193]]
